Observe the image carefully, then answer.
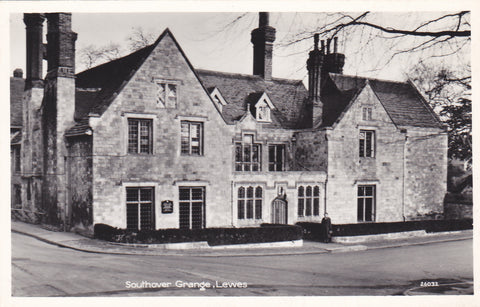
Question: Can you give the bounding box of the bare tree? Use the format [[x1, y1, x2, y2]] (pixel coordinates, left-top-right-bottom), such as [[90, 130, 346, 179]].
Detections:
[[78, 27, 156, 71], [127, 27, 156, 51], [78, 43, 123, 70], [409, 63, 471, 163]]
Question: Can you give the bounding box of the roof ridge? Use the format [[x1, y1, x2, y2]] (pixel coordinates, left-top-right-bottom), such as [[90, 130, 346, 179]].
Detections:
[[329, 72, 408, 85], [196, 68, 303, 84]]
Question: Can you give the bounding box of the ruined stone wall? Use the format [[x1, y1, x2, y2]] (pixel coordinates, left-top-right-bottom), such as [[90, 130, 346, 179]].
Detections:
[[67, 135, 93, 233]]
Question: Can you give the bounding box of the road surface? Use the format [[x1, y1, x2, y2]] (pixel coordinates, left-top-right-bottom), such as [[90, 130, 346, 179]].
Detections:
[[11, 232, 473, 296]]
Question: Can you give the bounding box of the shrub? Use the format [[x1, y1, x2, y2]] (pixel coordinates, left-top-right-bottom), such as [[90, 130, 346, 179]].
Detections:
[[297, 219, 472, 239], [93, 223, 302, 245]]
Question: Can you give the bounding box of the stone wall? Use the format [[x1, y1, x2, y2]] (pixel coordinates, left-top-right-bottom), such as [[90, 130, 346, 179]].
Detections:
[[293, 129, 328, 171], [326, 84, 405, 224], [91, 32, 233, 229], [404, 127, 448, 219], [67, 135, 93, 233]]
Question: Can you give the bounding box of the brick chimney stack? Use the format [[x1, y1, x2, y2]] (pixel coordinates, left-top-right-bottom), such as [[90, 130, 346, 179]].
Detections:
[[46, 13, 77, 77], [251, 12, 276, 80], [24, 13, 45, 88]]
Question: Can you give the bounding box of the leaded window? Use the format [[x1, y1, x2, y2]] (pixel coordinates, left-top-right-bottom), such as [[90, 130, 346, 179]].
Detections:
[[156, 82, 177, 108], [298, 185, 320, 217], [359, 130, 375, 158], [181, 121, 203, 155], [179, 187, 205, 229], [128, 119, 153, 154], [269, 144, 285, 171], [235, 135, 261, 171], [126, 187, 154, 230], [237, 186, 262, 220]]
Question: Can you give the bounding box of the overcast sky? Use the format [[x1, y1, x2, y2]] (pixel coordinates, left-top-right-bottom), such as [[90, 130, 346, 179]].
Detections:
[[9, 11, 470, 84]]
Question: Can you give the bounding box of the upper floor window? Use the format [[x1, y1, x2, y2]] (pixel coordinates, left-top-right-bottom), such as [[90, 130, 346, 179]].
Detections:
[[181, 121, 203, 156], [235, 134, 261, 171], [128, 119, 153, 154], [156, 82, 177, 108], [298, 185, 320, 217], [237, 186, 262, 220], [362, 107, 372, 121], [269, 144, 285, 171], [359, 130, 375, 158]]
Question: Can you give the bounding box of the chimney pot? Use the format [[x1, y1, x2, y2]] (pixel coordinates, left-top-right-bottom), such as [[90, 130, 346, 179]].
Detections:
[[314, 34, 319, 50], [259, 12, 269, 27], [13, 69, 24, 78], [327, 38, 331, 54], [321, 40, 325, 53]]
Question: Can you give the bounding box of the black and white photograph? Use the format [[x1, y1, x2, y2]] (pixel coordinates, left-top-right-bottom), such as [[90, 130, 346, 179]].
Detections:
[[2, 1, 476, 305]]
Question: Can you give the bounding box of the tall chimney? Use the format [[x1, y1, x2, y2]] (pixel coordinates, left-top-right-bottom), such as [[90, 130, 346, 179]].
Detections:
[[46, 13, 77, 76], [323, 36, 345, 74], [251, 12, 276, 80], [24, 13, 45, 88], [306, 34, 325, 127]]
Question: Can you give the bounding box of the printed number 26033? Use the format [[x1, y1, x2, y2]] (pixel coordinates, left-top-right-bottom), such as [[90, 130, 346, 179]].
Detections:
[[420, 281, 439, 287]]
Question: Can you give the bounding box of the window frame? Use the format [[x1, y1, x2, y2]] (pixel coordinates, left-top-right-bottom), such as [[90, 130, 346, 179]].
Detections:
[[357, 185, 376, 222], [127, 118, 153, 155], [126, 187, 155, 230], [268, 144, 286, 171], [359, 130, 375, 158], [179, 186, 206, 229], [362, 107, 373, 121], [237, 185, 263, 220], [155, 80, 178, 108], [235, 134, 262, 172], [297, 185, 321, 218], [180, 121, 204, 156]]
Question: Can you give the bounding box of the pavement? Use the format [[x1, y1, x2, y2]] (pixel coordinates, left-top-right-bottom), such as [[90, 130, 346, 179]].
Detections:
[[11, 220, 473, 257]]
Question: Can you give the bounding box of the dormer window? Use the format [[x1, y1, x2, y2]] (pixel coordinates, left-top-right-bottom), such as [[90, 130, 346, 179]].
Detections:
[[209, 88, 227, 112], [254, 93, 274, 123]]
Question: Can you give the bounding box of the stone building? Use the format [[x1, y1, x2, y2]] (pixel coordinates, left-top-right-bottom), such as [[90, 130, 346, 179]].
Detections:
[[10, 12, 448, 234]]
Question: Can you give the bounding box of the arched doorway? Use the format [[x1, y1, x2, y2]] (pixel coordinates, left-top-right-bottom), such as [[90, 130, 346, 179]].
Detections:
[[272, 197, 288, 224]]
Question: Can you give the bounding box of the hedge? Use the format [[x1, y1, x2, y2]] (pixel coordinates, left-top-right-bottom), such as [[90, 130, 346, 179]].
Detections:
[[94, 223, 302, 246], [297, 219, 473, 240]]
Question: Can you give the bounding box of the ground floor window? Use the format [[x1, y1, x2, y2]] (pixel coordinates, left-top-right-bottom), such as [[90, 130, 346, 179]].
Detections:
[[179, 187, 205, 229], [298, 185, 320, 217], [126, 187, 154, 230], [358, 185, 375, 222], [237, 186, 262, 220], [13, 184, 21, 209]]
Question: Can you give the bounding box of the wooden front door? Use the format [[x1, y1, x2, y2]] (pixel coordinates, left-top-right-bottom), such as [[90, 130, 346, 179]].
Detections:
[[272, 198, 288, 224]]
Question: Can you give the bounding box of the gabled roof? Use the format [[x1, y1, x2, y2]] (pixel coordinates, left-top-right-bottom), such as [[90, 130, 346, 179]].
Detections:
[[10, 77, 25, 127], [325, 73, 443, 128], [75, 43, 155, 119], [196, 69, 308, 128]]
